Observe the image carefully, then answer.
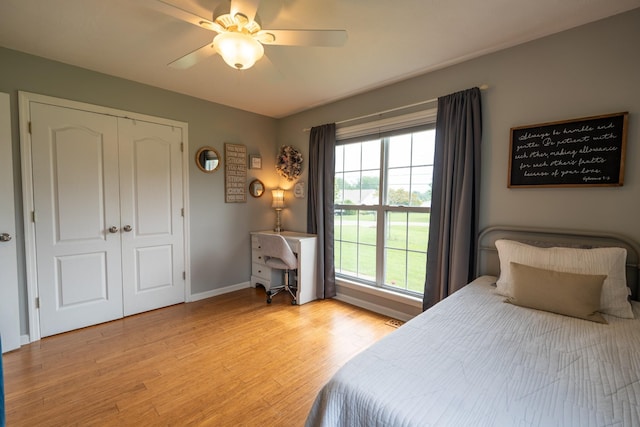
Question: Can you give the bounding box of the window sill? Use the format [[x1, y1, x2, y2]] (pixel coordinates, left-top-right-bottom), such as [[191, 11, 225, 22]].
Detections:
[[336, 278, 423, 308]]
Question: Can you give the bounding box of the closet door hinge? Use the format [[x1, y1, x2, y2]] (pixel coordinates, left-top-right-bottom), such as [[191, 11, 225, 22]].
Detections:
[[32, 211, 36, 222], [180, 142, 184, 152], [35, 297, 40, 309], [28, 121, 32, 134], [183, 271, 186, 280], [181, 208, 184, 217]]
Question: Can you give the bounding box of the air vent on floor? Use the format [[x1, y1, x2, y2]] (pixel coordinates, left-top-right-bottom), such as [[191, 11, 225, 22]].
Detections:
[[385, 318, 404, 328]]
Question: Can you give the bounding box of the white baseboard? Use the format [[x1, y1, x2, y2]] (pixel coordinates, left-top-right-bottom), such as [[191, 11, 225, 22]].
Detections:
[[334, 293, 416, 322], [189, 281, 251, 302]]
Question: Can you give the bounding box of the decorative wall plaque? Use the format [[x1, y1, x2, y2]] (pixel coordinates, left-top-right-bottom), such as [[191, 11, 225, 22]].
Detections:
[[509, 112, 627, 187], [224, 143, 247, 203]]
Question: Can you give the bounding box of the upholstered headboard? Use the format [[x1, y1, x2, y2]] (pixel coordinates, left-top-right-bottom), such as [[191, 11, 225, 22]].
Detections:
[[476, 226, 640, 301]]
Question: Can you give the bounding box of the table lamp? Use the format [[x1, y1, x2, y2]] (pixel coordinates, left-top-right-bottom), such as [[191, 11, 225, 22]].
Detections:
[[271, 188, 285, 233]]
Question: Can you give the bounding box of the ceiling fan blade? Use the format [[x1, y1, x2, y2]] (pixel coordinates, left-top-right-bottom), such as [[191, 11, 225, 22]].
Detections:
[[168, 42, 217, 69], [256, 29, 347, 47], [230, 0, 261, 23], [150, 0, 223, 32]]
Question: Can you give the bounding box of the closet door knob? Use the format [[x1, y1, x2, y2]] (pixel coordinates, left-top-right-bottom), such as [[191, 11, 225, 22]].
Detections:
[[0, 233, 11, 242], [123, 225, 133, 232], [108, 226, 119, 233]]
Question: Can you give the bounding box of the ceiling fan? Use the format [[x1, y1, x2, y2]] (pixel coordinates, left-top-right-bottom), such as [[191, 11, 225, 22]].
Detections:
[[152, 0, 348, 70]]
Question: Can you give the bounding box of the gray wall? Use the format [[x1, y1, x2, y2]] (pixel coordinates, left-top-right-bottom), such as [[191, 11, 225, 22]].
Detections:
[[277, 8, 640, 314], [0, 47, 277, 334]]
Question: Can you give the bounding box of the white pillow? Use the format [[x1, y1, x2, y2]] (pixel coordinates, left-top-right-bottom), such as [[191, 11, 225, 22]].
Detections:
[[495, 239, 633, 319]]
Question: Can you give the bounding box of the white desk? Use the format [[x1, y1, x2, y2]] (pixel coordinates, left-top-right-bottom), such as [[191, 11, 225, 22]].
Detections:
[[250, 230, 318, 305]]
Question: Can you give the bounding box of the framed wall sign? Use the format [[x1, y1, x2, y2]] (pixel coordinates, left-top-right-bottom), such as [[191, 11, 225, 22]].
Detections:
[[249, 155, 262, 169], [508, 112, 628, 188], [224, 143, 247, 202], [293, 181, 305, 198]]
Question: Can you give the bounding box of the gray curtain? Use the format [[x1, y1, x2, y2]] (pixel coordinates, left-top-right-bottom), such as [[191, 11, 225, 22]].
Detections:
[[307, 123, 337, 299], [423, 87, 482, 310]]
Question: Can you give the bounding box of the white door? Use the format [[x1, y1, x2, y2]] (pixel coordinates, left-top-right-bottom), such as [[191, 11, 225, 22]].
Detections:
[[31, 102, 124, 337], [0, 92, 21, 352], [30, 102, 186, 337], [118, 118, 185, 315]]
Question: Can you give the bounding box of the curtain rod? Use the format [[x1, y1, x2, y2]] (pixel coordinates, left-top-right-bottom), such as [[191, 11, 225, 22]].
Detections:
[[303, 84, 489, 132]]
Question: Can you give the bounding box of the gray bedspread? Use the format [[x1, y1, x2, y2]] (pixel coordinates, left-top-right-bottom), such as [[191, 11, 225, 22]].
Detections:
[[306, 276, 640, 426]]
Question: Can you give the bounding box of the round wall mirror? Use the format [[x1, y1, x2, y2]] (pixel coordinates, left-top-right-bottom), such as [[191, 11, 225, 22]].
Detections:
[[249, 179, 265, 198], [195, 146, 220, 173]]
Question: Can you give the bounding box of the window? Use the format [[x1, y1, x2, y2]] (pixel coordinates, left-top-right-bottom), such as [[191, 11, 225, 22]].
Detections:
[[334, 115, 436, 297]]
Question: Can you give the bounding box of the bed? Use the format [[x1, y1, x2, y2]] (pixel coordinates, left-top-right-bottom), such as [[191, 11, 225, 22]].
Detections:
[[305, 227, 640, 426]]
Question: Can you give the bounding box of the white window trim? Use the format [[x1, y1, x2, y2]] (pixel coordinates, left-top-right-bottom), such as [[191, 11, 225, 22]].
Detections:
[[337, 277, 423, 307], [335, 107, 437, 299], [336, 108, 437, 140]]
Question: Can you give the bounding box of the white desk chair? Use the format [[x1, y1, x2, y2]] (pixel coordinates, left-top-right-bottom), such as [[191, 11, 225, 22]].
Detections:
[[257, 234, 298, 304]]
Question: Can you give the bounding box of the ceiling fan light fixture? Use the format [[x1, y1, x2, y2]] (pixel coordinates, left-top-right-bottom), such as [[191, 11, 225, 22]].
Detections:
[[233, 12, 249, 27], [213, 31, 264, 70]]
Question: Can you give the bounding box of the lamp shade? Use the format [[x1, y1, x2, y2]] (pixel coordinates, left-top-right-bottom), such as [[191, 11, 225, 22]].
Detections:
[[213, 32, 264, 70], [271, 188, 285, 209]]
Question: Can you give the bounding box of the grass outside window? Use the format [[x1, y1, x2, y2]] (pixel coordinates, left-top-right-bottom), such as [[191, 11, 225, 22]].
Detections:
[[334, 125, 435, 297]]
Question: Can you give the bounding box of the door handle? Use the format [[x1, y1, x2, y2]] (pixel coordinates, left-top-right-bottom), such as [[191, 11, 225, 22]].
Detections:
[[108, 226, 119, 233], [123, 225, 133, 232], [0, 232, 11, 242]]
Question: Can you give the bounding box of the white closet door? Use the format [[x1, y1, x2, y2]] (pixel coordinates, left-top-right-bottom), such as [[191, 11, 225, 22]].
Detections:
[[118, 118, 185, 316], [31, 102, 124, 337], [0, 92, 21, 352]]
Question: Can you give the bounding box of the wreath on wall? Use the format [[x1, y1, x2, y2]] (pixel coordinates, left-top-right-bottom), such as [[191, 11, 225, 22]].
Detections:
[[275, 145, 303, 181]]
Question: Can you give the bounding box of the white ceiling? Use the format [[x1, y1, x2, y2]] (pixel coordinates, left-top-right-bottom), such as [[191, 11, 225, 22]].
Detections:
[[1, 0, 639, 118]]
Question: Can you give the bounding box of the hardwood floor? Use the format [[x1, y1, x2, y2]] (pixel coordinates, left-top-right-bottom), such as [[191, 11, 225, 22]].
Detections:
[[3, 287, 397, 426]]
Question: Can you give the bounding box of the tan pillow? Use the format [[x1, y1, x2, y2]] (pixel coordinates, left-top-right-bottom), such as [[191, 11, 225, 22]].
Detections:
[[505, 262, 608, 324]]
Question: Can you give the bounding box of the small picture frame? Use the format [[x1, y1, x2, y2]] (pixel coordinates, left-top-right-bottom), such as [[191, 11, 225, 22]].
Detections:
[[293, 181, 305, 198], [249, 155, 262, 169]]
